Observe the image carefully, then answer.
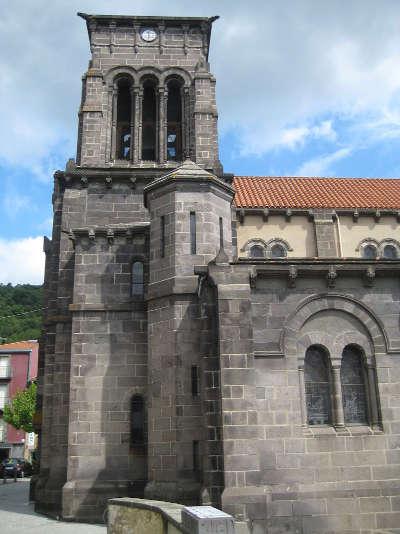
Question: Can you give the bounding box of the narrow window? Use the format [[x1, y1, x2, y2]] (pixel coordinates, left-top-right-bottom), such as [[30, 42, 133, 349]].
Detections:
[[130, 395, 145, 446], [383, 244, 397, 259], [219, 217, 223, 249], [271, 243, 286, 258], [142, 80, 157, 161], [304, 346, 332, 425], [341, 346, 368, 424], [190, 212, 196, 255], [362, 244, 377, 259], [191, 365, 199, 397], [193, 440, 200, 478], [116, 78, 132, 160], [131, 261, 144, 298], [160, 216, 166, 258], [167, 80, 183, 161], [249, 244, 265, 258]]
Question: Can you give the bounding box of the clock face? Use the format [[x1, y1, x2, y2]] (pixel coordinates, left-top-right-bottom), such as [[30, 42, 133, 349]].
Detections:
[[141, 28, 157, 42]]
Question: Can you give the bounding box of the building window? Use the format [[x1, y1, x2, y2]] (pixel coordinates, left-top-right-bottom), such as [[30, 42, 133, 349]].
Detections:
[[219, 217, 224, 250], [304, 346, 332, 425], [142, 79, 157, 161], [341, 345, 368, 424], [249, 245, 265, 258], [362, 244, 378, 259], [115, 77, 133, 160], [130, 395, 146, 447], [160, 216, 166, 258], [190, 212, 196, 255], [191, 365, 199, 397], [131, 261, 144, 298], [167, 79, 183, 161], [193, 440, 201, 479], [383, 244, 398, 259], [270, 243, 287, 258]]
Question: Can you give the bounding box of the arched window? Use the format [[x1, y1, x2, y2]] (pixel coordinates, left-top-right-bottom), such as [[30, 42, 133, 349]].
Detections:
[[142, 79, 157, 161], [271, 243, 286, 258], [304, 346, 332, 425], [130, 395, 146, 447], [340, 345, 368, 424], [166, 79, 183, 161], [115, 77, 133, 160], [131, 261, 144, 298], [249, 245, 265, 258], [362, 244, 377, 259], [383, 244, 398, 259]]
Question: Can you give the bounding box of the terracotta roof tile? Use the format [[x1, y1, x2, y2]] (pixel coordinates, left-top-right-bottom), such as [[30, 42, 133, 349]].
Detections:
[[233, 176, 400, 209], [0, 340, 38, 351]]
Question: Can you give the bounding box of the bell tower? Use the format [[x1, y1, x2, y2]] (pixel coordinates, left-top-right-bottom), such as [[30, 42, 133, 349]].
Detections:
[[34, 12, 230, 522], [76, 12, 222, 175]]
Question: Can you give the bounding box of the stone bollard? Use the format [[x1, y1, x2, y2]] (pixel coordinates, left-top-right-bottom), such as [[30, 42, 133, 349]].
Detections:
[[182, 506, 235, 534]]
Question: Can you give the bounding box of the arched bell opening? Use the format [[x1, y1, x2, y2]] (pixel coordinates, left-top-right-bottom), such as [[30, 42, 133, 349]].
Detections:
[[115, 77, 133, 160], [142, 79, 158, 161], [166, 78, 183, 162]]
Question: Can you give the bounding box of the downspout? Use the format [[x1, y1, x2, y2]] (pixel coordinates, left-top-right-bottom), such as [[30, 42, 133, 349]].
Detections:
[[336, 212, 343, 258], [26, 349, 32, 385]]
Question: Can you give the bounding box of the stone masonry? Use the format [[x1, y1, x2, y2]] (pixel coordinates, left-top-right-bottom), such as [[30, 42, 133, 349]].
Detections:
[[34, 11, 400, 533]]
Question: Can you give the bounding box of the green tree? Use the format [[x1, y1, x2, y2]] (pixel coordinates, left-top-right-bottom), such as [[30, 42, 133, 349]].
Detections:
[[3, 382, 37, 433]]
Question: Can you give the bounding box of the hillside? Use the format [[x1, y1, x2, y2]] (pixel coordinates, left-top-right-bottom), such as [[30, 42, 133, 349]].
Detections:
[[0, 284, 43, 343]]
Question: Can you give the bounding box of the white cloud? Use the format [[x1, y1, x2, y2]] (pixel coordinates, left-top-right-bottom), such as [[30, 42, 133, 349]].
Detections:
[[296, 148, 352, 177], [0, 237, 45, 285], [1, 0, 400, 173]]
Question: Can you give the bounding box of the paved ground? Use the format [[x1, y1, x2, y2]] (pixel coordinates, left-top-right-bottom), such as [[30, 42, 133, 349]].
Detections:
[[0, 478, 106, 533]]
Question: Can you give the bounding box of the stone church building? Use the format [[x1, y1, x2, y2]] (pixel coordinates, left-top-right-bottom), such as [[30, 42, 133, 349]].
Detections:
[[34, 12, 400, 533]]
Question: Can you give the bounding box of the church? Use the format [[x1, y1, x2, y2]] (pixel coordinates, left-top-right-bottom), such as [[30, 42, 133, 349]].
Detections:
[[34, 13, 400, 533]]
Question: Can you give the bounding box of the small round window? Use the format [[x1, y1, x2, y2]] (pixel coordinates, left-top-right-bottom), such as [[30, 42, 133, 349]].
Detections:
[[362, 245, 377, 259], [383, 244, 397, 259], [249, 245, 265, 258], [271, 243, 286, 258]]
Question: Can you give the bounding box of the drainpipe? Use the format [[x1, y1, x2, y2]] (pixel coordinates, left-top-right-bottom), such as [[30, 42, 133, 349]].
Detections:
[[335, 212, 343, 258]]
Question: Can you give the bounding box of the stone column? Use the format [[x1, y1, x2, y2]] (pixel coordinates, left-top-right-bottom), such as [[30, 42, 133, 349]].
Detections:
[[136, 88, 143, 163], [132, 86, 140, 164], [158, 87, 167, 164], [129, 86, 135, 163], [298, 365, 308, 427], [110, 82, 118, 160], [105, 85, 114, 163], [331, 364, 345, 428], [367, 364, 380, 429], [182, 86, 190, 159]]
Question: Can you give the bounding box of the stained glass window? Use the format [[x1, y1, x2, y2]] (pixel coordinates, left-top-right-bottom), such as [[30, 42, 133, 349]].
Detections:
[[249, 245, 265, 258], [341, 346, 368, 424], [304, 346, 332, 425]]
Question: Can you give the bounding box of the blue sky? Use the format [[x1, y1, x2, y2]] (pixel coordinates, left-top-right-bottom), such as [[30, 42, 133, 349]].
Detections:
[[2, 0, 400, 284]]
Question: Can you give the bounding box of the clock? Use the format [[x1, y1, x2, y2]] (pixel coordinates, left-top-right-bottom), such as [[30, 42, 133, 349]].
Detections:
[[141, 28, 157, 42]]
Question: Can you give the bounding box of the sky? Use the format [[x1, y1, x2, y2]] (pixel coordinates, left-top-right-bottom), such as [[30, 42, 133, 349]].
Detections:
[[2, 0, 400, 285]]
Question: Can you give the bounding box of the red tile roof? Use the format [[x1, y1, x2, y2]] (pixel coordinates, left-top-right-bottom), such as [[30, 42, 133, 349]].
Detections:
[[233, 176, 400, 209], [0, 341, 38, 351]]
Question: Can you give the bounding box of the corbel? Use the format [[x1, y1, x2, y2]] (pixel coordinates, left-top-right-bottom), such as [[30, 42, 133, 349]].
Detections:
[[183, 24, 189, 55], [107, 229, 114, 245], [364, 266, 376, 287], [262, 208, 269, 222], [249, 267, 257, 289], [353, 209, 359, 222], [374, 209, 381, 222], [285, 209, 292, 222], [129, 177, 137, 189], [105, 176, 112, 189], [125, 229, 133, 243], [80, 176, 88, 188], [288, 265, 298, 288], [238, 209, 245, 224], [326, 265, 337, 288], [109, 21, 117, 54], [133, 23, 139, 53], [158, 23, 165, 55], [88, 229, 95, 241], [68, 230, 76, 249]]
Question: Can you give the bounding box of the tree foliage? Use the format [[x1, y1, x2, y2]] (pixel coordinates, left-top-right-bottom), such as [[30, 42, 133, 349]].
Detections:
[[0, 284, 43, 343], [3, 382, 37, 433]]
